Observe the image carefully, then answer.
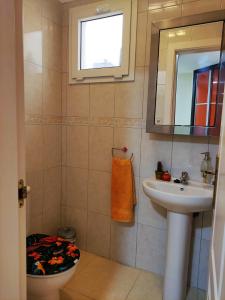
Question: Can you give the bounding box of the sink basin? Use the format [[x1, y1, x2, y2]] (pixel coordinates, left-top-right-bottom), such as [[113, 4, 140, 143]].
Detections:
[[142, 178, 214, 300], [143, 178, 213, 213]]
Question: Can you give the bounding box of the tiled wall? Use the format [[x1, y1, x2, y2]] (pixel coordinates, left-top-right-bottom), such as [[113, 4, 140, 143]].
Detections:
[[23, 0, 224, 293], [23, 0, 63, 235], [61, 0, 223, 292]]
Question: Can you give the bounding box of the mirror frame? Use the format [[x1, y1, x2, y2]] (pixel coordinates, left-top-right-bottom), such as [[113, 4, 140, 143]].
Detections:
[[146, 10, 225, 136]]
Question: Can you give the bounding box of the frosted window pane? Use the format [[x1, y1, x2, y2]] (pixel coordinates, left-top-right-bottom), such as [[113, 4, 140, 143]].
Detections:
[[80, 14, 123, 70]]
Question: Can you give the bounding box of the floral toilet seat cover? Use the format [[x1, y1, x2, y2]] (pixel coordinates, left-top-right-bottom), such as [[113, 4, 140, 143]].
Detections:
[[27, 234, 80, 276]]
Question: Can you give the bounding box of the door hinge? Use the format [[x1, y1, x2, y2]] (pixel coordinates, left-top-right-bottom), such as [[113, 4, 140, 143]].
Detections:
[[18, 179, 30, 208]]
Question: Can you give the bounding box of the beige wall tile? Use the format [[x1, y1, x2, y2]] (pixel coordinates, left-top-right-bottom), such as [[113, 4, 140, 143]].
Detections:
[[42, 167, 61, 235], [62, 26, 69, 73], [43, 68, 62, 116], [62, 73, 68, 116], [43, 18, 62, 71], [23, 1, 42, 33], [140, 131, 172, 178], [42, 0, 62, 25], [26, 170, 44, 217], [89, 126, 113, 172], [62, 125, 68, 166], [138, 181, 167, 229], [23, 3, 43, 66], [110, 221, 138, 267], [113, 127, 142, 177], [27, 214, 43, 236], [171, 136, 208, 180], [143, 67, 149, 120], [67, 84, 90, 117], [24, 62, 43, 115], [138, 0, 149, 12], [145, 14, 152, 67], [43, 125, 61, 169], [26, 125, 43, 171], [42, 208, 60, 235], [136, 223, 167, 275], [67, 126, 89, 168], [63, 206, 88, 250], [66, 167, 88, 210], [182, 0, 221, 16], [43, 167, 61, 212], [145, 5, 182, 66], [23, 0, 43, 11], [88, 171, 111, 216], [148, 0, 181, 10], [90, 83, 115, 118], [62, 167, 67, 207], [136, 12, 148, 67], [149, 4, 182, 21], [87, 212, 111, 257], [115, 67, 144, 118]]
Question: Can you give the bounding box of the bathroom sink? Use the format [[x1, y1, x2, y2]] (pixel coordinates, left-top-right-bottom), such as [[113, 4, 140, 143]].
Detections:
[[142, 178, 214, 300], [143, 178, 213, 213]]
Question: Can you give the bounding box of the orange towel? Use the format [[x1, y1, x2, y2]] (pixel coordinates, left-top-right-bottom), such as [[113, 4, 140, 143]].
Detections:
[[111, 157, 136, 223]]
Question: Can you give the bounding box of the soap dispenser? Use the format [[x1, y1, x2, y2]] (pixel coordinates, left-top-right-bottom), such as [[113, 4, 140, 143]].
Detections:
[[200, 152, 213, 184]]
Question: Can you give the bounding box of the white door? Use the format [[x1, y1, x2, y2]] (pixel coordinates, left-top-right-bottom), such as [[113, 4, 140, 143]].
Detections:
[[0, 0, 26, 299], [208, 83, 225, 299]]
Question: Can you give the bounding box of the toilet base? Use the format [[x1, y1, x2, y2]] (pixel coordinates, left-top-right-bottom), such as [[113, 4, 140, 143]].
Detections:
[[27, 263, 78, 300]]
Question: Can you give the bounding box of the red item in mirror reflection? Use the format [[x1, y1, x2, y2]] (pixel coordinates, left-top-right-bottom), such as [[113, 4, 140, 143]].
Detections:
[[162, 171, 171, 182]]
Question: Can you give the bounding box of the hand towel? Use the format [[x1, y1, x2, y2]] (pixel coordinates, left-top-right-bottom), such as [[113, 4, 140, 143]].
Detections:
[[111, 157, 136, 223]]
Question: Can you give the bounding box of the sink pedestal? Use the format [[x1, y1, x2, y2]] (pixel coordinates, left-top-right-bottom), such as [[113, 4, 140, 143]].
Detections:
[[163, 212, 192, 300]]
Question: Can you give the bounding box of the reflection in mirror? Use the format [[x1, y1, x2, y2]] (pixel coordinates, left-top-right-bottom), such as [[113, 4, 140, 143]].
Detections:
[[155, 21, 223, 127]]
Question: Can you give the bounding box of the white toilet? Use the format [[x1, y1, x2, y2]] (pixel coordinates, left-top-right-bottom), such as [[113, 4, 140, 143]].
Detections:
[[26, 234, 80, 300], [27, 263, 78, 300]]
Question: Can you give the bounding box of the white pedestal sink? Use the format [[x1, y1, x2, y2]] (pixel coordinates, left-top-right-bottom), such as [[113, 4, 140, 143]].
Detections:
[[142, 179, 213, 300]]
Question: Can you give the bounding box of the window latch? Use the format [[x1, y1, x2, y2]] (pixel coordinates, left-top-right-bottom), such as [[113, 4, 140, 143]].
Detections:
[[96, 7, 111, 15]]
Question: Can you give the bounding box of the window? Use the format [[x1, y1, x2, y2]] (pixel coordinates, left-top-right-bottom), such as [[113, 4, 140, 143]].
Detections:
[[69, 0, 137, 84]]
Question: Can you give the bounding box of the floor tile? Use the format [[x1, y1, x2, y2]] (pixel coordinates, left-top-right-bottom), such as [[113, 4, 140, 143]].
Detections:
[[66, 256, 140, 300], [63, 251, 206, 300], [126, 270, 163, 300], [68, 250, 98, 278], [61, 288, 94, 300], [187, 287, 206, 300]]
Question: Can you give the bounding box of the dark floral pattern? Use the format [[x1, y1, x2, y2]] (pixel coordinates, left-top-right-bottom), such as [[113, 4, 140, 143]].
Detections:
[[27, 234, 80, 275]]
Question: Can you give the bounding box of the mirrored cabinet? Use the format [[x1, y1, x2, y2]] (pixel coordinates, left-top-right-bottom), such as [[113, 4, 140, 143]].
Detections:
[[146, 11, 225, 136]]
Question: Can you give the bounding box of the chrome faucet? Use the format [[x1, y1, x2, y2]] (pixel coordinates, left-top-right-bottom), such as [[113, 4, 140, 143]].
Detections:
[[180, 171, 189, 185]]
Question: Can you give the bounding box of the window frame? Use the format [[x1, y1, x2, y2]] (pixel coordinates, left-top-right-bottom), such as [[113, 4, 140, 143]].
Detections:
[[69, 0, 137, 84]]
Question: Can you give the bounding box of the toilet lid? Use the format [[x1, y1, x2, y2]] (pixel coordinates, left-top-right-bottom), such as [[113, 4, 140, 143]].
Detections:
[[26, 234, 80, 276]]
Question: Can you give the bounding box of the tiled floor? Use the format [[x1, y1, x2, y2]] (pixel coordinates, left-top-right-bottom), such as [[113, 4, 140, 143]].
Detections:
[[61, 251, 206, 300]]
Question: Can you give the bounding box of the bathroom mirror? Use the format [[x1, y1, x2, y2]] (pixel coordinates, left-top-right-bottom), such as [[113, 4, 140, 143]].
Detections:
[[146, 10, 225, 136]]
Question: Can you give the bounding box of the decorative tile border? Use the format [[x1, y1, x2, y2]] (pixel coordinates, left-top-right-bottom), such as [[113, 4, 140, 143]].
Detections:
[[62, 116, 89, 126], [26, 114, 62, 125], [25, 114, 43, 125], [26, 114, 146, 129], [89, 117, 114, 127]]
